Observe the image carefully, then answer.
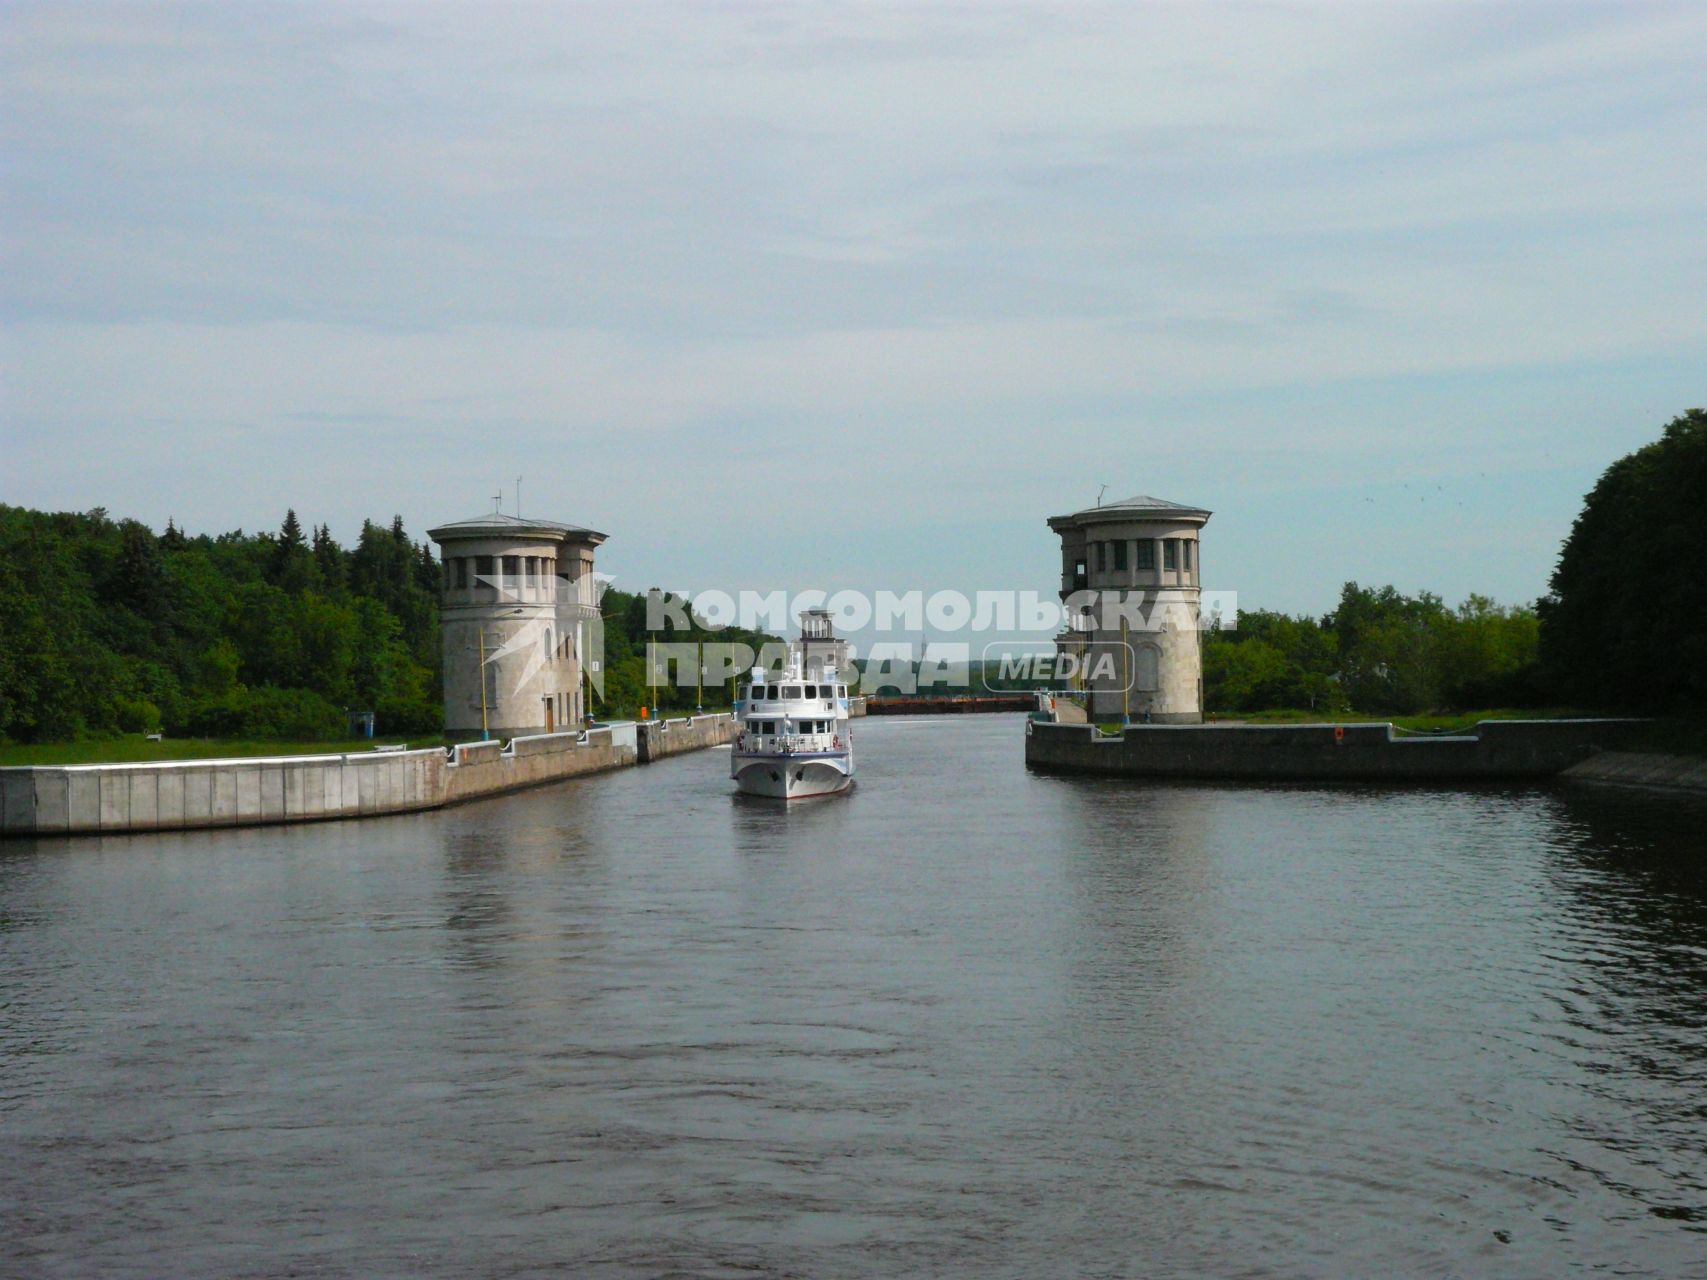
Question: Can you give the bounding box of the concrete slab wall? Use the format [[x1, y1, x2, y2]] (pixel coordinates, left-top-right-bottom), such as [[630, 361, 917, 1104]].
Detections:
[[1024, 718, 1647, 782], [1, 749, 455, 836], [636, 713, 737, 763], [1561, 751, 1707, 796], [442, 727, 637, 804], [3, 714, 724, 838]]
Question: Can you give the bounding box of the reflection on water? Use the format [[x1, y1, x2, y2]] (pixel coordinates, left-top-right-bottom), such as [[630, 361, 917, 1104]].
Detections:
[[2, 719, 1703, 1278]]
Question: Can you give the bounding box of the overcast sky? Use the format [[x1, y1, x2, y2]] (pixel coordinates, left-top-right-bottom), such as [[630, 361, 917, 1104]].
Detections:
[[3, 1, 1703, 630]]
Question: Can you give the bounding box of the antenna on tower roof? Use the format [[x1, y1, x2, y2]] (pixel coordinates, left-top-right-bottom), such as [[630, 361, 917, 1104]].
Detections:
[[491, 490, 502, 514], [1096, 483, 1108, 506], [516, 475, 523, 518]]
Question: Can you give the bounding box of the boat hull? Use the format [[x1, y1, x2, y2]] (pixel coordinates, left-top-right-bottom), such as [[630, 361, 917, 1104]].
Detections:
[[731, 752, 853, 800]]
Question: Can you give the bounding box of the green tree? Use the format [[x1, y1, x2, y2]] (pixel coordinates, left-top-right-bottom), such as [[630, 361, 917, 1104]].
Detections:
[[270, 509, 316, 593], [1540, 409, 1707, 711]]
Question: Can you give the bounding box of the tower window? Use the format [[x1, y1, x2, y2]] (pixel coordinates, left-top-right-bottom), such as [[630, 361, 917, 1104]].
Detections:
[[1163, 541, 1177, 571], [1114, 541, 1128, 571], [1136, 541, 1155, 570]]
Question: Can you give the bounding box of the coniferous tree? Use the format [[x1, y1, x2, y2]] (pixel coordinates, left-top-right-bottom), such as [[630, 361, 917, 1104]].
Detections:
[[1540, 409, 1707, 711], [311, 523, 344, 590]]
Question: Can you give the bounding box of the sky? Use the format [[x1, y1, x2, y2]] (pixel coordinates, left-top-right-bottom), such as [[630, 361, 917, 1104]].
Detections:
[[3, 1, 1704, 640]]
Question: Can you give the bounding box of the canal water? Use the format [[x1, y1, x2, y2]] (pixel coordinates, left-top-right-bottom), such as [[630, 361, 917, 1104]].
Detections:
[[3, 716, 1704, 1278]]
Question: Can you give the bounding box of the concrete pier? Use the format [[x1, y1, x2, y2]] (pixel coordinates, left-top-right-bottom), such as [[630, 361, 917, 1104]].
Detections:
[[1, 714, 739, 838], [1025, 718, 1646, 782]]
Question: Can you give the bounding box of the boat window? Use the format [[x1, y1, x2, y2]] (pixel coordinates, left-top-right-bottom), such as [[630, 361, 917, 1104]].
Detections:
[[783, 685, 802, 699], [803, 684, 816, 698], [837, 685, 847, 697], [753, 686, 767, 701]]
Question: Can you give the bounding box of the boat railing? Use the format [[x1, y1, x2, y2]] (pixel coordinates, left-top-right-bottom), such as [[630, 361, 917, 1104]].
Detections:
[[737, 731, 845, 754]]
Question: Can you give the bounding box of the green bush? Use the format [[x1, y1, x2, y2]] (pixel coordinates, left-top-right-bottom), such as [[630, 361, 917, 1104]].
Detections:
[[184, 687, 345, 740], [376, 694, 443, 736], [114, 697, 162, 735]]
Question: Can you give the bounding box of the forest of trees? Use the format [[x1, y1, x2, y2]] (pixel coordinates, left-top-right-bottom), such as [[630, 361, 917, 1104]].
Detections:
[[0, 506, 445, 742], [1204, 409, 1704, 718], [1202, 587, 1544, 715]]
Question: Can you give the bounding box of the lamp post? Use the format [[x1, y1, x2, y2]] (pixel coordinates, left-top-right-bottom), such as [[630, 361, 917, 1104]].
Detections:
[[479, 628, 490, 740], [1121, 616, 1130, 727]]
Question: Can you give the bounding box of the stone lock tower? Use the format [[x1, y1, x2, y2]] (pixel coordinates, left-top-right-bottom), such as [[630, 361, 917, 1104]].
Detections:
[[1047, 494, 1212, 724], [427, 512, 606, 739]]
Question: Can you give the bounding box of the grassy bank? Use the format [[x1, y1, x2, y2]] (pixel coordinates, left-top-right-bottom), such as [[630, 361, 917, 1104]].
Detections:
[[0, 735, 447, 767]]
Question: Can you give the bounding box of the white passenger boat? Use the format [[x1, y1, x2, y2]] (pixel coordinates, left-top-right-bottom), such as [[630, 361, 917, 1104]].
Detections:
[[730, 611, 855, 800]]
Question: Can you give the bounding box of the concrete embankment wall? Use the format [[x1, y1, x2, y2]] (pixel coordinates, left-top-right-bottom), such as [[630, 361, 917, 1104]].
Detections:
[[1560, 751, 1707, 796], [440, 725, 639, 805], [1025, 718, 1645, 782], [1, 722, 660, 838], [636, 713, 737, 763]]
